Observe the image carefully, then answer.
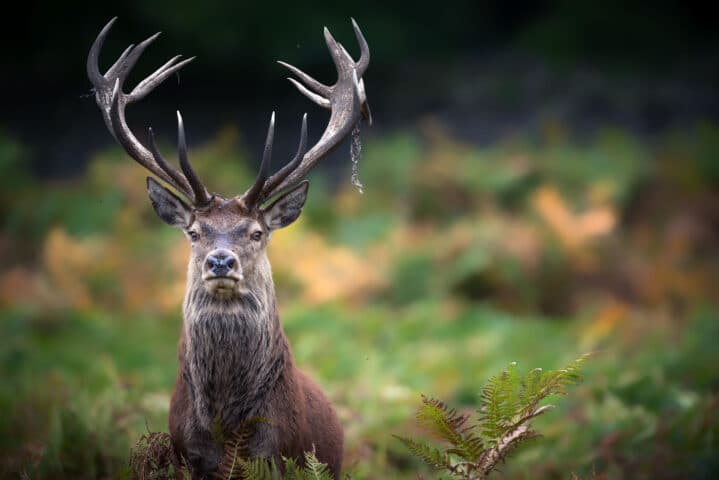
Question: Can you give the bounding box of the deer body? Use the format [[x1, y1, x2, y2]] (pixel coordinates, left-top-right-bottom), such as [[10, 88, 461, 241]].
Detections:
[[169, 259, 342, 476], [87, 17, 370, 480], [156, 197, 344, 477]]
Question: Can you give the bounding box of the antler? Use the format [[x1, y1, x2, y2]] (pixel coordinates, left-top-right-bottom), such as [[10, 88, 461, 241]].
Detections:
[[241, 19, 371, 206], [87, 18, 210, 204], [89, 18, 370, 209]]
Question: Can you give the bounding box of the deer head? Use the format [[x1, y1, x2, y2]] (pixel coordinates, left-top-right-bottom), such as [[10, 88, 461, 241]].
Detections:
[[87, 18, 370, 298]]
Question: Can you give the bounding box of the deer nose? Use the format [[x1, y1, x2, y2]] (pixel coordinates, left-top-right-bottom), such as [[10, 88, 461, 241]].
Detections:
[[205, 249, 238, 277]]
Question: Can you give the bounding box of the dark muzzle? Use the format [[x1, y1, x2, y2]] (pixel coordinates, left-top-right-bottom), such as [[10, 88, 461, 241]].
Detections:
[[205, 249, 237, 277]]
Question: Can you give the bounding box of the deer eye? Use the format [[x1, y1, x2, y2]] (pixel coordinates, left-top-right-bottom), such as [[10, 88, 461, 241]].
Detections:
[[188, 231, 200, 242], [251, 231, 263, 241]]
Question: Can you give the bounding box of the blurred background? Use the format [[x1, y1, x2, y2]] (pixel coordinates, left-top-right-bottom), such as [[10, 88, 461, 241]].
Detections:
[[1, 0, 718, 478]]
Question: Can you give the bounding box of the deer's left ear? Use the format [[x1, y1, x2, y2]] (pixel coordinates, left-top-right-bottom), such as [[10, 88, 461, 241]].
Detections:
[[262, 181, 309, 230], [147, 177, 194, 228]]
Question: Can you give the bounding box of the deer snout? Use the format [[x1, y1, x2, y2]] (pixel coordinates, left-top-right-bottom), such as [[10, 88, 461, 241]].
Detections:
[[204, 249, 241, 280]]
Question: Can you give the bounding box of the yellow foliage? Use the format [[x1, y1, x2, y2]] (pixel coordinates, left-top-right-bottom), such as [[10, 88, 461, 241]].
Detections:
[[441, 213, 543, 273], [269, 219, 386, 305], [158, 239, 191, 313], [532, 185, 616, 250], [42, 227, 104, 310], [88, 153, 150, 207], [38, 227, 189, 314]]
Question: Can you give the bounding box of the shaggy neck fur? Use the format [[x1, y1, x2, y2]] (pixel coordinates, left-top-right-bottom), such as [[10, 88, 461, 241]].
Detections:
[[181, 254, 288, 430]]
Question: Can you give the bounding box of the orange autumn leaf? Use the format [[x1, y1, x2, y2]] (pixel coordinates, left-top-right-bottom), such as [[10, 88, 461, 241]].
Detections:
[[532, 185, 616, 249], [269, 219, 386, 305]]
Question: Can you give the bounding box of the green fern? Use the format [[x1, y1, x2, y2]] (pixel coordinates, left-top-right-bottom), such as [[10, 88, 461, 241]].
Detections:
[[397, 354, 591, 479], [216, 453, 335, 480], [300, 450, 334, 480], [235, 457, 282, 480], [281, 457, 305, 478], [415, 396, 485, 460], [393, 435, 452, 470], [215, 416, 273, 480], [214, 424, 336, 480]]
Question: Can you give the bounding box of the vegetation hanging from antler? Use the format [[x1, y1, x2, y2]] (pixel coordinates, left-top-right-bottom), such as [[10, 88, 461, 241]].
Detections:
[[395, 354, 590, 479]]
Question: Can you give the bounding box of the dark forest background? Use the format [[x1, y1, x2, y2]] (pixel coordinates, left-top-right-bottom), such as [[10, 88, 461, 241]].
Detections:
[[3, 0, 718, 176]]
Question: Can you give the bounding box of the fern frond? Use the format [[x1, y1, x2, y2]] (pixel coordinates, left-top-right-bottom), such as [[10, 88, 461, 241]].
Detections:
[[129, 431, 187, 480], [518, 354, 589, 418], [496, 362, 522, 438], [398, 354, 590, 479], [478, 424, 538, 476], [281, 456, 300, 480], [446, 433, 485, 462], [416, 396, 484, 460], [302, 450, 334, 480], [237, 456, 281, 480], [216, 439, 241, 480], [393, 435, 452, 470], [216, 417, 273, 480], [477, 369, 506, 442]]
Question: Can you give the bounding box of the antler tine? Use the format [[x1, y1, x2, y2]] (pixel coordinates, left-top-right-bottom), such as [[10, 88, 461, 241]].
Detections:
[[177, 112, 211, 205], [115, 31, 162, 85], [277, 61, 331, 98], [130, 55, 195, 103], [105, 43, 135, 79], [107, 79, 187, 191], [351, 18, 370, 77], [87, 17, 117, 85], [87, 18, 197, 201], [147, 127, 194, 193], [259, 20, 371, 200], [242, 112, 276, 208], [323, 27, 355, 76], [259, 113, 308, 201], [286, 77, 331, 109]]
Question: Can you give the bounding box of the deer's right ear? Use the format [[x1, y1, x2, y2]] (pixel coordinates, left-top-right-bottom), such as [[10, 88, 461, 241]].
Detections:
[[146, 177, 193, 228], [262, 181, 309, 231]]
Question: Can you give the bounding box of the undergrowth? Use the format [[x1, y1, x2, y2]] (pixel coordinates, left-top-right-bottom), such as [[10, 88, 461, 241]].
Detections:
[[123, 355, 589, 479], [395, 355, 590, 479]]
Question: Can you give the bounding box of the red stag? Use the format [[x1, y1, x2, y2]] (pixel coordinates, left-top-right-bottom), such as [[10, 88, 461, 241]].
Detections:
[[87, 17, 370, 479]]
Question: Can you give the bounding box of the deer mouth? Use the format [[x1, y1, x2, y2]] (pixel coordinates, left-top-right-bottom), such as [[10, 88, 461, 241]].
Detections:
[[203, 275, 243, 294]]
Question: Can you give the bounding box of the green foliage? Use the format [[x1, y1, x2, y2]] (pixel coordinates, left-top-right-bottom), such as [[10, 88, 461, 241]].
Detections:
[[220, 450, 335, 480], [292, 451, 335, 480], [121, 421, 340, 480], [396, 356, 589, 479], [21, 388, 134, 480], [217, 417, 272, 479], [395, 436, 451, 471], [388, 253, 435, 305], [1, 120, 718, 479], [416, 397, 484, 461], [233, 457, 282, 480]]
